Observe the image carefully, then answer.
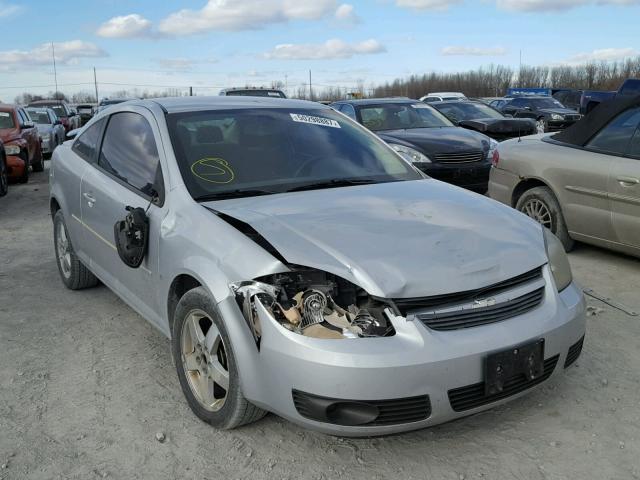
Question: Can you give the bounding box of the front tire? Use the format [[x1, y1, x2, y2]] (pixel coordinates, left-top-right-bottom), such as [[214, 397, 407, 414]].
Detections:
[[17, 151, 29, 183], [0, 154, 8, 197], [516, 186, 575, 251], [172, 287, 266, 430], [53, 210, 99, 289], [32, 148, 44, 172]]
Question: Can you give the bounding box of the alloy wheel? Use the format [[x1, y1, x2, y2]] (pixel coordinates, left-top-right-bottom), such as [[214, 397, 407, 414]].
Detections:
[[521, 198, 553, 230], [181, 309, 230, 412], [0, 159, 7, 196], [56, 222, 72, 279]]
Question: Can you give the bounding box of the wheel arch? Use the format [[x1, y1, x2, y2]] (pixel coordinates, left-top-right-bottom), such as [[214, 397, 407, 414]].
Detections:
[[167, 273, 204, 333], [511, 177, 558, 207]]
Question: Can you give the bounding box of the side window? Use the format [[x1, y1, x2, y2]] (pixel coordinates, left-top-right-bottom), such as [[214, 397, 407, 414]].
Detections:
[[510, 98, 525, 108], [99, 112, 162, 198], [586, 107, 640, 156], [72, 118, 105, 162], [627, 128, 640, 158], [20, 109, 32, 124], [16, 109, 27, 126], [340, 104, 357, 120]]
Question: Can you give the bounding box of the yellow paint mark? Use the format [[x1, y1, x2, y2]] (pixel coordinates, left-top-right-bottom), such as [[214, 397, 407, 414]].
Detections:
[[190, 157, 235, 184]]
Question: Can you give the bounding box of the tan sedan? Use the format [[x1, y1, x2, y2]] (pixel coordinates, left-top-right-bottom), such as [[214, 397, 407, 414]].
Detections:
[[488, 96, 640, 257]]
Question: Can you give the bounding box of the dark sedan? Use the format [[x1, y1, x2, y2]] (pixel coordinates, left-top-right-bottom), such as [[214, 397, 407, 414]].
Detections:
[[501, 96, 582, 133], [331, 98, 496, 192], [431, 100, 536, 141]]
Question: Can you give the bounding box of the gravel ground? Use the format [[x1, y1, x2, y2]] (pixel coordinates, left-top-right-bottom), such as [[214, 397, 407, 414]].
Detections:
[[1, 164, 639, 480]]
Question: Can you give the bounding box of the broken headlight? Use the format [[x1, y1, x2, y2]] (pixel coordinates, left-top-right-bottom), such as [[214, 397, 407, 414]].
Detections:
[[231, 268, 397, 340]]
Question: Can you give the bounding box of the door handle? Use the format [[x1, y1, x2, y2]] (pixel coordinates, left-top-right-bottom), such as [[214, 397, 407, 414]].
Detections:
[[617, 176, 640, 187], [83, 192, 96, 204]]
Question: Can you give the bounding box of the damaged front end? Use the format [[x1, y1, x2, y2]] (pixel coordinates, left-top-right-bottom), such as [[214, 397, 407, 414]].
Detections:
[[231, 267, 397, 344]]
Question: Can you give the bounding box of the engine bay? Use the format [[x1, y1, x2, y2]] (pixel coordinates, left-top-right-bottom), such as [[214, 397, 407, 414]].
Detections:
[[233, 268, 396, 341]]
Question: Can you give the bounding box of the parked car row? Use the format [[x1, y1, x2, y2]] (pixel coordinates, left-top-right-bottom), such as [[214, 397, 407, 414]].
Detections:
[[0, 103, 43, 185]]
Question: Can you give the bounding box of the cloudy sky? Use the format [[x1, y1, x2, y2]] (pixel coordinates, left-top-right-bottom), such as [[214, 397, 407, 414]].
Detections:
[[0, 0, 638, 99]]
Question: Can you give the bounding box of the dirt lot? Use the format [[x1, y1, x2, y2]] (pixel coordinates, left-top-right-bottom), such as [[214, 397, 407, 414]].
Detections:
[[1, 165, 639, 480]]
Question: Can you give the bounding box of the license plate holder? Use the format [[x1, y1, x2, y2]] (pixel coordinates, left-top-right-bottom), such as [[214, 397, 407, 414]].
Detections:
[[485, 339, 545, 396]]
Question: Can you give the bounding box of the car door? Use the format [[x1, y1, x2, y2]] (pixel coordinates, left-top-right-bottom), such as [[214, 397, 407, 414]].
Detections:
[[603, 108, 640, 249], [80, 108, 167, 325], [59, 118, 106, 259], [580, 106, 640, 247]]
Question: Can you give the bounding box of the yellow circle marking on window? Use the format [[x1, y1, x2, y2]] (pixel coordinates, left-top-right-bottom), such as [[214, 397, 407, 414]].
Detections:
[[190, 157, 235, 184]]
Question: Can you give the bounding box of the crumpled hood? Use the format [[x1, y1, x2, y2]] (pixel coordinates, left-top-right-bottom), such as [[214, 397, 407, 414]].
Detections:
[[0, 127, 20, 143], [204, 180, 547, 299], [377, 126, 489, 155]]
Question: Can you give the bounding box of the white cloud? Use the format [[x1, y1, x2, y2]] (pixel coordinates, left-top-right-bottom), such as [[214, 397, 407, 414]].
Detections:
[[564, 47, 639, 64], [441, 46, 508, 56], [335, 3, 360, 21], [496, 0, 640, 11], [0, 2, 23, 18], [97, 14, 153, 38], [264, 38, 386, 60], [158, 0, 338, 36], [395, 0, 462, 10], [0, 40, 107, 67], [157, 57, 218, 70]]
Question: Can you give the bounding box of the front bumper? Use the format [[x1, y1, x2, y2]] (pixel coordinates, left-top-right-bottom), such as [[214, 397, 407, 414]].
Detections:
[[222, 266, 586, 436], [5, 154, 25, 178], [488, 166, 520, 206]]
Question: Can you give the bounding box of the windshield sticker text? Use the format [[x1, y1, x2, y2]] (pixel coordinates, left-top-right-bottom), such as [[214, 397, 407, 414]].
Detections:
[[290, 113, 341, 129]]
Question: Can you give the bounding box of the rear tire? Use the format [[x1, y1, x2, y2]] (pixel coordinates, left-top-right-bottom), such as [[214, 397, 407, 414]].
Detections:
[[172, 287, 266, 430], [53, 210, 99, 290], [516, 186, 575, 251], [0, 154, 8, 197]]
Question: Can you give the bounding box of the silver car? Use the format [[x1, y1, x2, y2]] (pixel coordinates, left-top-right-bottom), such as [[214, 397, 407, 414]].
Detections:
[[26, 107, 65, 157], [49, 97, 585, 436]]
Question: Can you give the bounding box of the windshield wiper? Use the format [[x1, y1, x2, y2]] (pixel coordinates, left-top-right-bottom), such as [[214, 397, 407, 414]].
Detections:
[[194, 189, 277, 202], [285, 178, 380, 193]]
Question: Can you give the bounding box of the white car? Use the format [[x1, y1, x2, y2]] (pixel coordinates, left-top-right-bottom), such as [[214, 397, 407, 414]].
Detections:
[[420, 92, 467, 103]]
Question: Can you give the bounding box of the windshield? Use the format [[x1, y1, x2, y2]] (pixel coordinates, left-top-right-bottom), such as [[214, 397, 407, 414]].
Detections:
[[531, 98, 565, 109], [225, 90, 286, 98], [51, 106, 67, 118], [359, 103, 453, 131], [26, 110, 52, 124], [435, 102, 504, 122], [167, 108, 421, 200], [0, 111, 15, 129]]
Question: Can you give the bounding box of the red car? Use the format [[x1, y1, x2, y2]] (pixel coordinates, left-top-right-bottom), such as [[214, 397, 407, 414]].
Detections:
[[0, 104, 43, 183], [0, 141, 8, 196]]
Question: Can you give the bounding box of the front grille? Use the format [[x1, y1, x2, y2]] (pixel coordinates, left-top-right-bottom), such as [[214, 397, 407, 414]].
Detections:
[[565, 114, 582, 121], [392, 266, 544, 316], [433, 150, 485, 164], [292, 390, 431, 426], [417, 287, 544, 331], [448, 355, 559, 412], [564, 335, 584, 368]]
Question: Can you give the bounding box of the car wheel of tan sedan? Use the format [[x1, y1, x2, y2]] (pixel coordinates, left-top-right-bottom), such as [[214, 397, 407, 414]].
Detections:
[[172, 287, 267, 429], [516, 186, 575, 252]]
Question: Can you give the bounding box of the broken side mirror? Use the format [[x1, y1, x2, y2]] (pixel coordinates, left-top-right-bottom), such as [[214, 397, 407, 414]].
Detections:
[[114, 206, 149, 268]]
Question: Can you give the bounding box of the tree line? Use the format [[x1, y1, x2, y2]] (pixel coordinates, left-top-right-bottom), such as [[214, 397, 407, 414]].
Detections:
[[372, 57, 640, 98]]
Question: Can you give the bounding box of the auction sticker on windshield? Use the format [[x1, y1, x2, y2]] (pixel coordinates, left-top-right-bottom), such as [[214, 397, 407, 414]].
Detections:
[[290, 113, 341, 128]]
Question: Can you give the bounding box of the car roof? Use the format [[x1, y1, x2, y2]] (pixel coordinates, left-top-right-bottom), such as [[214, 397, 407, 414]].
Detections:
[[425, 92, 465, 97], [0, 103, 18, 111], [331, 97, 416, 106], [29, 100, 67, 105], [141, 96, 328, 113], [431, 99, 483, 106]]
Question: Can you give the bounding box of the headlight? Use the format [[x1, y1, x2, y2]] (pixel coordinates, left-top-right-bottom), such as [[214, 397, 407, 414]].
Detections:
[[487, 138, 499, 159], [5, 145, 20, 155], [389, 144, 432, 163], [543, 228, 572, 291], [550, 114, 564, 121], [231, 268, 396, 341]]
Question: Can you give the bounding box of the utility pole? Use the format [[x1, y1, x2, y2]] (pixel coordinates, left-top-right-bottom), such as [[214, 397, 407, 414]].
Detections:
[[93, 67, 99, 104], [51, 42, 59, 101], [519, 49, 522, 87], [285, 74, 288, 95], [189, 86, 193, 96], [309, 70, 313, 101]]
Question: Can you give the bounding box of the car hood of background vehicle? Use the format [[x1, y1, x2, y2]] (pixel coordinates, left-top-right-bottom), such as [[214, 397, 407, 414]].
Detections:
[[459, 117, 536, 134], [538, 107, 578, 116], [0, 127, 21, 142], [204, 180, 547, 299], [377, 126, 487, 154], [35, 124, 53, 135]]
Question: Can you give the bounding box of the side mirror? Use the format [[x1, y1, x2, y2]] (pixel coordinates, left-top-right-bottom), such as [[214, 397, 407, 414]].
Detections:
[[114, 206, 149, 268], [504, 113, 514, 118], [65, 128, 80, 140], [23, 122, 35, 129], [524, 106, 532, 111]]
